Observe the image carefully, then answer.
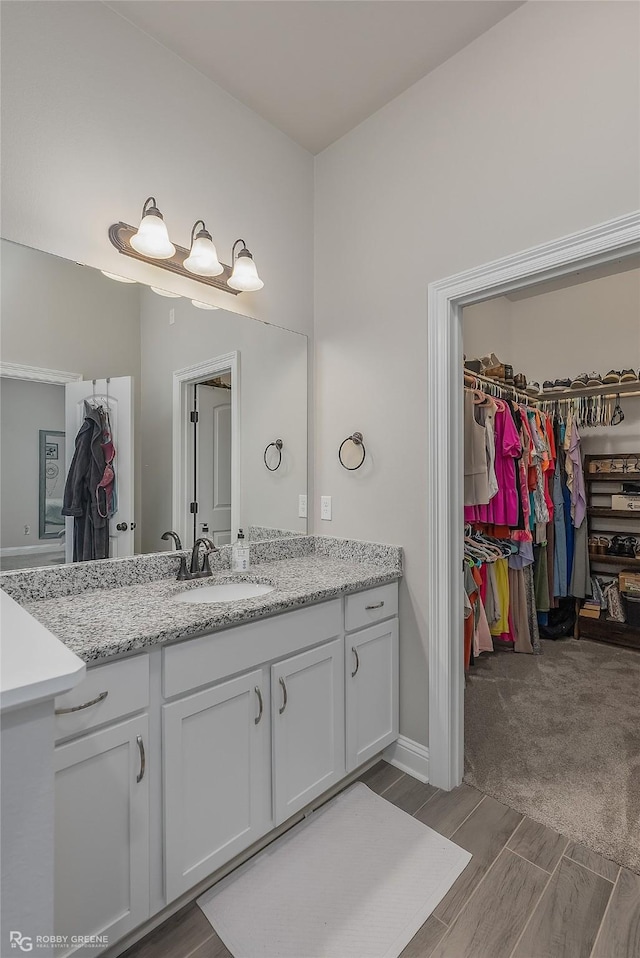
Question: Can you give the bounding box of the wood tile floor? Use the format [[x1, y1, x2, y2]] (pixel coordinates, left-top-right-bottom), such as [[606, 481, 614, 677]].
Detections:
[[122, 762, 640, 958]]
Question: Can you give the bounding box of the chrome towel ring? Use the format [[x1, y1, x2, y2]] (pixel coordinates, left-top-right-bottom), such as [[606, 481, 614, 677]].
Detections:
[[339, 432, 366, 471], [264, 438, 283, 471]]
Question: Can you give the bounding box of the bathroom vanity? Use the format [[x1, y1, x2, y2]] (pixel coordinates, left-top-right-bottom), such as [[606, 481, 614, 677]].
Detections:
[[1, 536, 401, 957]]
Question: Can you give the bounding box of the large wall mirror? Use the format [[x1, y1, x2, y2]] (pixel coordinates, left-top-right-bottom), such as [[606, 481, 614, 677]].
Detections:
[[0, 238, 307, 570]]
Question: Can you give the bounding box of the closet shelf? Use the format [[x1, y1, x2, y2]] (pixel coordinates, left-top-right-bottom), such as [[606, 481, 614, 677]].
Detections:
[[588, 507, 640, 520], [537, 379, 640, 401], [585, 473, 640, 483], [578, 615, 640, 651], [588, 552, 640, 567]]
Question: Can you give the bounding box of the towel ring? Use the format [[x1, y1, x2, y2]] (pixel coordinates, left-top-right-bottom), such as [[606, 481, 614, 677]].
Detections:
[[264, 439, 283, 471], [339, 432, 366, 471]]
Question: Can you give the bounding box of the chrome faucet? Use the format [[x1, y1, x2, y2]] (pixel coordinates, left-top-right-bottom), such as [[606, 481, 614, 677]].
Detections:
[[176, 537, 219, 581]]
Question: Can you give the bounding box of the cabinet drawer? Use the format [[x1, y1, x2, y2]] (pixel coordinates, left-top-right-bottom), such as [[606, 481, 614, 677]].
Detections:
[[345, 582, 398, 632], [54, 655, 149, 742], [163, 599, 342, 699]]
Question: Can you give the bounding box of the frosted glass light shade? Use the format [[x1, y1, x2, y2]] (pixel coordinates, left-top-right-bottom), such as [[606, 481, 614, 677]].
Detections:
[[151, 287, 181, 298], [191, 300, 219, 310], [130, 212, 175, 259], [184, 235, 223, 277], [228, 249, 264, 291], [101, 271, 136, 283]]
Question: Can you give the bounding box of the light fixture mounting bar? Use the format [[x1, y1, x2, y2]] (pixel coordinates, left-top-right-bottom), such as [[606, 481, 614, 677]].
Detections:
[[108, 222, 241, 295]]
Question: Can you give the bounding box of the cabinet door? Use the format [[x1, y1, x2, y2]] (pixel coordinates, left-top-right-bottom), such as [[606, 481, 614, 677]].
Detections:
[[272, 638, 345, 826], [346, 619, 399, 772], [54, 716, 149, 957], [163, 669, 271, 902]]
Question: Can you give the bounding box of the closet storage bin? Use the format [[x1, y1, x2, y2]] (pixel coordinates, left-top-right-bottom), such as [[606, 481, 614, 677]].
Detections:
[[622, 594, 640, 628]]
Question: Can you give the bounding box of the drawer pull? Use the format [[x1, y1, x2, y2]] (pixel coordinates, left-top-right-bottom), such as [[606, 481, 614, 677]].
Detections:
[[136, 734, 145, 783], [351, 647, 360, 678], [254, 686, 264, 725], [278, 677, 288, 714], [55, 690, 108, 715], [365, 601, 385, 610]]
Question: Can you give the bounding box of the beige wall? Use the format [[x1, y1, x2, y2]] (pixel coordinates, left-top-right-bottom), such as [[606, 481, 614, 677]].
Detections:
[[313, 0, 640, 746], [1, 379, 65, 547]]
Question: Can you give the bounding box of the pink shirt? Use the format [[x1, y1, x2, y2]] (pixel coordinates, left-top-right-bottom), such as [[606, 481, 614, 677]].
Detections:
[[466, 400, 521, 526]]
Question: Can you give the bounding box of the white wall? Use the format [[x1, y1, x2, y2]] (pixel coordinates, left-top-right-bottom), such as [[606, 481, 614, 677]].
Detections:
[[1, 379, 65, 547], [0, 1, 313, 334], [139, 290, 307, 553], [314, 0, 640, 746]]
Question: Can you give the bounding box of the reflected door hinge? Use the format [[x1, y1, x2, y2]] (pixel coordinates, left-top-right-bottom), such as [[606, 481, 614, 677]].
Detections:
[[190, 502, 198, 514], [190, 410, 199, 423]]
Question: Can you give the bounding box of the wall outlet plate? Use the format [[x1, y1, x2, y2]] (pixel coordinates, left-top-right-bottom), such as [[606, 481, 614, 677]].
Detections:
[[320, 496, 332, 521], [298, 494, 308, 518]]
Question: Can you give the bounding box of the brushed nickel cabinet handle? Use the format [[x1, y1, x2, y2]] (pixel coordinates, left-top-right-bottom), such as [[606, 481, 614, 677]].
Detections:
[[279, 677, 288, 715], [254, 686, 264, 725], [136, 734, 145, 783], [365, 601, 384, 610], [351, 647, 360, 678], [55, 690, 108, 715]]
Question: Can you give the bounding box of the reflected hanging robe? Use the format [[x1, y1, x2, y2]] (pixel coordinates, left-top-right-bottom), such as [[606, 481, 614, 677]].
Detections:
[[62, 402, 109, 561]]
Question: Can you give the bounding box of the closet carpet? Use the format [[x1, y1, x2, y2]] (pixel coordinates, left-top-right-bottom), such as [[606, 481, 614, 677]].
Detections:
[[464, 637, 640, 873]]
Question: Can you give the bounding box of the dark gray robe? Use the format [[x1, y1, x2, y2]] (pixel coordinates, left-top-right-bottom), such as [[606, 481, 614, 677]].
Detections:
[[62, 402, 109, 561]]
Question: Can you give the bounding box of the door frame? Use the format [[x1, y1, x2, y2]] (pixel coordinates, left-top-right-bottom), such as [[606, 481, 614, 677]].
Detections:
[[426, 210, 640, 790], [172, 352, 240, 549]]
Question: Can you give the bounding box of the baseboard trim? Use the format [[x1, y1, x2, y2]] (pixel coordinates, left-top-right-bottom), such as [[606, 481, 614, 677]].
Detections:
[[0, 544, 64, 557], [383, 735, 430, 783]]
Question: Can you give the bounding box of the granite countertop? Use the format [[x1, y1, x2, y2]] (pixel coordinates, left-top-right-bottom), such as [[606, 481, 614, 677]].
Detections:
[[21, 554, 401, 664]]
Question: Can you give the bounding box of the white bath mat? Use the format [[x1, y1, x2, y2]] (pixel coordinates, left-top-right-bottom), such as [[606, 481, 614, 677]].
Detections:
[[197, 782, 471, 958]]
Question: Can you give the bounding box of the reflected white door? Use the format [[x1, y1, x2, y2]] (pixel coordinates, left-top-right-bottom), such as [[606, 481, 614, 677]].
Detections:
[[64, 377, 134, 561], [197, 385, 232, 547]]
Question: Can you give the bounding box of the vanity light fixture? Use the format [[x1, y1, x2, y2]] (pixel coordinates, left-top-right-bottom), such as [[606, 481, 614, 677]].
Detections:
[[109, 199, 263, 296], [191, 300, 219, 310], [183, 221, 224, 277], [100, 270, 137, 284], [228, 239, 264, 292], [129, 197, 176, 259]]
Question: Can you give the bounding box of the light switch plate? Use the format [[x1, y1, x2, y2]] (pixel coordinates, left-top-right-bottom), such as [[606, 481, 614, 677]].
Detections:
[[298, 494, 308, 518], [320, 496, 332, 521], [169, 308, 175, 326]]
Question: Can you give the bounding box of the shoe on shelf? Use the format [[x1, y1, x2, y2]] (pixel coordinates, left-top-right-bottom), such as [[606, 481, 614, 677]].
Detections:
[[586, 372, 603, 386], [542, 380, 556, 392], [570, 373, 589, 388], [526, 381, 541, 395], [464, 359, 483, 374], [553, 378, 572, 391], [620, 369, 639, 383], [603, 370, 621, 384], [513, 373, 527, 391]]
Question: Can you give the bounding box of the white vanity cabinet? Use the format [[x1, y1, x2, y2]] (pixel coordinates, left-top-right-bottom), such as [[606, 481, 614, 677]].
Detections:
[[344, 583, 399, 772], [53, 657, 150, 958], [50, 581, 399, 954], [272, 638, 345, 825], [162, 669, 271, 902]]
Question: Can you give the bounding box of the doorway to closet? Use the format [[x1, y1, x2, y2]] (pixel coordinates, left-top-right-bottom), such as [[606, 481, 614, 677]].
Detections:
[[425, 212, 640, 800], [460, 256, 640, 873]]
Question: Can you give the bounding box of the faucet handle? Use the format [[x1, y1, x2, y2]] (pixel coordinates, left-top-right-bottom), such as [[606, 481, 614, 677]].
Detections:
[[176, 556, 191, 581]]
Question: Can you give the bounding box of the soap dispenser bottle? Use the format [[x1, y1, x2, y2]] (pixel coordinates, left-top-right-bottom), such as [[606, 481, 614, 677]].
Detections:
[[231, 528, 250, 572]]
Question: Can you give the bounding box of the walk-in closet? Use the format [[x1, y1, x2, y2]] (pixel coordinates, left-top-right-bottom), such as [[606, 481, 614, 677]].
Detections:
[[461, 260, 640, 874]]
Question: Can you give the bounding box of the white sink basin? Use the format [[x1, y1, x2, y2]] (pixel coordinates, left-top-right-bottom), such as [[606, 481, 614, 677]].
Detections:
[[175, 582, 275, 604]]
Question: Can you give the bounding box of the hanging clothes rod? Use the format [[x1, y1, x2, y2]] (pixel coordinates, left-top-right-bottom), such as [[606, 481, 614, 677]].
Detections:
[[463, 370, 536, 405]]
